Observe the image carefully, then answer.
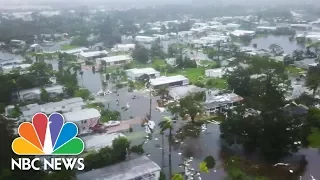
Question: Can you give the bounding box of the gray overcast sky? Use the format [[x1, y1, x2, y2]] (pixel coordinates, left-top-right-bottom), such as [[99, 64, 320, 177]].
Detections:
[[0, 0, 317, 6]]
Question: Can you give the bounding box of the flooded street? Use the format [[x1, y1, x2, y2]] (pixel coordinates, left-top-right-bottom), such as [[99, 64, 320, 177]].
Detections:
[[76, 68, 320, 180], [248, 35, 305, 54]]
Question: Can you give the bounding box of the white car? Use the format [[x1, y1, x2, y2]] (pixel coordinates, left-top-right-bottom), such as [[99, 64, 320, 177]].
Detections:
[[105, 121, 120, 127]]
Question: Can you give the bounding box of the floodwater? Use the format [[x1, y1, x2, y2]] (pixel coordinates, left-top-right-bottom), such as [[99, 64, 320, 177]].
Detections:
[[78, 68, 320, 180], [248, 35, 305, 54]]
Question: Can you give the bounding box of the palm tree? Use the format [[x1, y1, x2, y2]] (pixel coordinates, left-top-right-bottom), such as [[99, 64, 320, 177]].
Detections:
[[158, 117, 174, 179]]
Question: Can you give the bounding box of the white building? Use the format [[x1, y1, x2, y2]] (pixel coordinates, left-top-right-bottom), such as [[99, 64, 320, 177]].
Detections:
[[230, 30, 255, 37], [165, 58, 176, 66], [205, 67, 235, 78], [113, 44, 136, 52], [18, 85, 64, 102], [79, 50, 108, 61], [10, 39, 26, 47], [63, 108, 101, 134], [169, 85, 205, 100], [19, 97, 85, 121], [1, 64, 32, 74], [76, 156, 161, 180], [225, 23, 241, 29], [125, 68, 160, 80], [98, 55, 132, 67], [82, 133, 126, 151], [204, 92, 243, 114], [150, 75, 189, 89], [60, 47, 89, 55], [135, 36, 156, 43], [256, 26, 277, 32], [290, 24, 311, 30]]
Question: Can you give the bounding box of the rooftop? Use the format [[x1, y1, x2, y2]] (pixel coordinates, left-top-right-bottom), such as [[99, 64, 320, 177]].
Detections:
[[82, 133, 126, 151], [100, 55, 132, 63], [125, 68, 159, 75], [76, 156, 161, 180], [150, 75, 188, 86], [79, 50, 108, 58], [169, 85, 205, 99], [205, 93, 243, 108], [20, 97, 85, 118], [63, 108, 101, 122], [61, 47, 89, 54]]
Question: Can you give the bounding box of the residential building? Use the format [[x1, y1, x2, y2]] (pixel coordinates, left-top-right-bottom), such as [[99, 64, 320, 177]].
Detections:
[[205, 67, 235, 78], [256, 26, 277, 32], [10, 40, 26, 47], [113, 44, 135, 52], [150, 75, 189, 89], [1, 64, 32, 74], [125, 68, 160, 80], [169, 85, 205, 100], [79, 50, 108, 61], [97, 55, 132, 67], [0, 59, 23, 67], [230, 30, 255, 37], [290, 24, 311, 30], [18, 85, 64, 102], [76, 156, 161, 180], [60, 47, 89, 55], [63, 108, 101, 134], [165, 58, 176, 66], [19, 97, 85, 121], [82, 133, 126, 151], [204, 91, 243, 114], [135, 36, 156, 43]]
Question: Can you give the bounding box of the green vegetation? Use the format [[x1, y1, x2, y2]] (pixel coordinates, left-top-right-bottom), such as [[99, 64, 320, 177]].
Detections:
[[308, 128, 320, 148], [61, 44, 80, 50], [86, 102, 105, 112], [100, 109, 121, 122], [285, 66, 304, 76], [167, 68, 205, 82], [84, 136, 130, 171]]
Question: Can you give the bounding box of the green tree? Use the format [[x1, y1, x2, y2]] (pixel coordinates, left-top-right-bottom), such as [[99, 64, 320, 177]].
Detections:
[[40, 87, 50, 102], [178, 93, 203, 123], [159, 117, 174, 179], [132, 44, 149, 63], [111, 136, 130, 162], [74, 88, 90, 100], [306, 65, 320, 97], [268, 44, 283, 56], [71, 36, 89, 47], [150, 38, 165, 58]]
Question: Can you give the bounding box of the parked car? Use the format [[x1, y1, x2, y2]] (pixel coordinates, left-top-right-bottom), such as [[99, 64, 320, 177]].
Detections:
[[104, 121, 121, 127]]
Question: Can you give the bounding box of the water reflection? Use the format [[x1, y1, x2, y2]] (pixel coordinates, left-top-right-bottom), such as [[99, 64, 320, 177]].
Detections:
[[248, 35, 305, 54]]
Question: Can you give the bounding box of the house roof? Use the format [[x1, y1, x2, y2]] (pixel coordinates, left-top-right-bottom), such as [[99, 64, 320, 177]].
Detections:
[[63, 108, 101, 122], [204, 93, 243, 108], [169, 85, 205, 99], [125, 68, 159, 75], [79, 50, 108, 58], [100, 55, 132, 63], [82, 133, 126, 151], [150, 75, 188, 86], [21, 97, 85, 118], [76, 156, 161, 180]]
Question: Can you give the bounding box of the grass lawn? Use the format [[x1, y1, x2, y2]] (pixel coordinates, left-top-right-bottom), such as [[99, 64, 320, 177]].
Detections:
[[151, 58, 166, 68], [200, 60, 217, 66], [286, 66, 304, 76], [167, 68, 206, 82], [61, 44, 80, 50], [211, 78, 228, 89]]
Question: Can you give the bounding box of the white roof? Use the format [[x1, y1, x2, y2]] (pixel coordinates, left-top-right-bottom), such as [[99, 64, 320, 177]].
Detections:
[[100, 55, 132, 63], [21, 97, 85, 118], [61, 47, 89, 54], [231, 30, 255, 36], [82, 133, 126, 151], [150, 75, 188, 86], [125, 68, 159, 75], [79, 50, 108, 58], [256, 26, 277, 30], [63, 108, 101, 122], [115, 44, 135, 48]]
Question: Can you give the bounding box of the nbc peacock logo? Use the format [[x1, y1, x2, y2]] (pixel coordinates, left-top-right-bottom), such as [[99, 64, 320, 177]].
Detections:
[[11, 113, 85, 171]]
